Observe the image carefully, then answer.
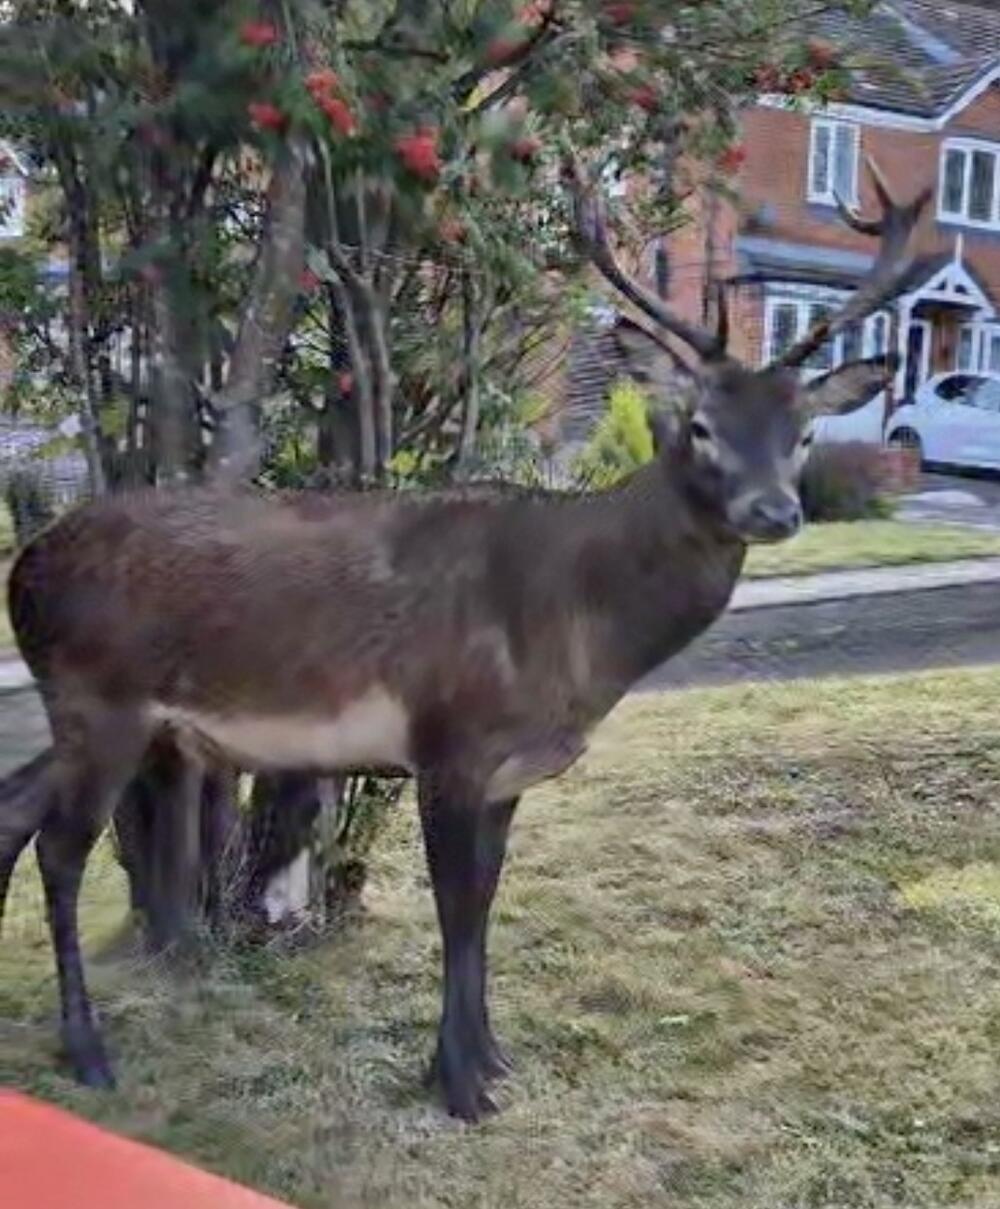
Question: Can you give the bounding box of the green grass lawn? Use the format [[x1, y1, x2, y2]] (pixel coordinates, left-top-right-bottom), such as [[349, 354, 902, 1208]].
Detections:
[[5, 668, 1000, 1207], [0, 565, 13, 651], [745, 519, 1000, 579]]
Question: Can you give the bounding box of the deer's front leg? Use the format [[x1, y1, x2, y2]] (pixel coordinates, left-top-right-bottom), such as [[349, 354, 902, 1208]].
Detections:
[[418, 771, 517, 1122]]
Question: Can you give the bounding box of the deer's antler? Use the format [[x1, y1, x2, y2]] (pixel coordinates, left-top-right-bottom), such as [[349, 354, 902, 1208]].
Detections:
[[563, 153, 728, 363], [777, 155, 933, 369]]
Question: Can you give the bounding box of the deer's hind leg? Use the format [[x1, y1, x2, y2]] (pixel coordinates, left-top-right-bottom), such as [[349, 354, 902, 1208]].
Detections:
[[38, 702, 151, 1087], [0, 749, 58, 932]]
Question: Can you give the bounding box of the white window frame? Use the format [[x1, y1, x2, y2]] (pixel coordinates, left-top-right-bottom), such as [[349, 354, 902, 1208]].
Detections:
[[763, 289, 889, 375], [0, 174, 25, 239], [807, 119, 860, 207], [955, 321, 1000, 372], [938, 137, 1000, 230], [957, 323, 978, 371], [984, 328, 1000, 373]]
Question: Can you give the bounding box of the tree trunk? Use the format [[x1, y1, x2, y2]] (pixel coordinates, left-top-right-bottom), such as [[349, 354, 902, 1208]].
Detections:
[[58, 155, 107, 498], [210, 140, 309, 482], [456, 272, 490, 474]]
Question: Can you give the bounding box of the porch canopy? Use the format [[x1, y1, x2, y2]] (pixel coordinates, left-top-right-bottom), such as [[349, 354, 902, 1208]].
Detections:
[[904, 247, 994, 320]]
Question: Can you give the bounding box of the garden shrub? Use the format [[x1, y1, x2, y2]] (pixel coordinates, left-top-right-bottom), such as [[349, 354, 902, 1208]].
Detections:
[[571, 379, 654, 488], [800, 441, 894, 522]]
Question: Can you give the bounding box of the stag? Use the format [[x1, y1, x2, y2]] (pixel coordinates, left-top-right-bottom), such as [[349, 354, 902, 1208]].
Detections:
[[0, 157, 929, 1121]]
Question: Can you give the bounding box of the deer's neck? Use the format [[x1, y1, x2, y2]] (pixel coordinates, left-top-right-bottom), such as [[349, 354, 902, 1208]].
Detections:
[[565, 455, 746, 698]]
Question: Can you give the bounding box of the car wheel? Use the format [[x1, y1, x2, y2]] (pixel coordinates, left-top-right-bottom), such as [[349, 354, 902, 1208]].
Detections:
[[889, 427, 923, 466]]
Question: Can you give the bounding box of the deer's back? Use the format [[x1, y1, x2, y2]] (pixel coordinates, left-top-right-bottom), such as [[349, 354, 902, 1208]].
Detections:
[[7, 485, 574, 716]]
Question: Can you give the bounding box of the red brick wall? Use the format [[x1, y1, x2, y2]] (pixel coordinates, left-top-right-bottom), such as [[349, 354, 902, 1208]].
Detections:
[[736, 106, 946, 260], [655, 85, 1000, 364]]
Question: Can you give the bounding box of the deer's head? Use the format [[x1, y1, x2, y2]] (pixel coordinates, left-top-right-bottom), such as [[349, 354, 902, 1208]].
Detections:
[[568, 156, 931, 544]]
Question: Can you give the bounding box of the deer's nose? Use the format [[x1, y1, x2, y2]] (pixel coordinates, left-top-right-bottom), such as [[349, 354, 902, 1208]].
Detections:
[[743, 493, 803, 542]]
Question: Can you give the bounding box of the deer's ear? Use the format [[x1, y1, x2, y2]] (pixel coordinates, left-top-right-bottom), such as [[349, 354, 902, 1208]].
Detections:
[[804, 354, 899, 417], [613, 318, 694, 391]]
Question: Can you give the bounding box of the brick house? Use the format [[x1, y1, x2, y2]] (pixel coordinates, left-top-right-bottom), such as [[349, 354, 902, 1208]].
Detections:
[[657, 0, 1000, 418]]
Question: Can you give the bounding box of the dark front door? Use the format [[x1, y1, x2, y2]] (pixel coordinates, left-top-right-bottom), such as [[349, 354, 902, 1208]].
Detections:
[[904, 321, 929, 401]]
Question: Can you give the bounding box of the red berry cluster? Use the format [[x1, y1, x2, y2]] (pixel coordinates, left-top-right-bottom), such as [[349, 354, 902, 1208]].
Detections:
[[395, 128, 442, 184], [240, 20, 279, 49], [483, 1, 553, 65], [603, 1, 637, 25], [247, 100, 286, 132], [715, 143, 748, 176], [306, 69, 356, 136], [751, 41, 841, 96], [627, 83, 659, 113], [751, 62, 818, 95]]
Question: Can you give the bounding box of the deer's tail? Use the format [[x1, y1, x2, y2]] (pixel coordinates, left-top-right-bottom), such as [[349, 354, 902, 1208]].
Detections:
[[0, 747, 57, 933]]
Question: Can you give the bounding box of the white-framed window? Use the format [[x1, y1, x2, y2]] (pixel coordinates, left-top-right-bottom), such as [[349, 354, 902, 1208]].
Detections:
[[939, 139, 1000, 229], [957, 324, 977, 371], [764, 291, 889, 373], [955, 322, 1000, 372], [808, 119, 859, 207], [0, 174, 25, 238]]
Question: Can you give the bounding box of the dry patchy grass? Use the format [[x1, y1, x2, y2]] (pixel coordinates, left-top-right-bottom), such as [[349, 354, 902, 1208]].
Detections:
[[5, 669, 1000, 1207]]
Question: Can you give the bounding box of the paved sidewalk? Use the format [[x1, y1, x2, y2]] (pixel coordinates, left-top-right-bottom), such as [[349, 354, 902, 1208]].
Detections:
[[0, 659, 31, 691], [733, 556, 1000, 611]]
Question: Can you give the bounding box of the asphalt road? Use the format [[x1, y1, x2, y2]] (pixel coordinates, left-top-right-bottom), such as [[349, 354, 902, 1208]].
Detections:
[[644, 580, 1000, 689]]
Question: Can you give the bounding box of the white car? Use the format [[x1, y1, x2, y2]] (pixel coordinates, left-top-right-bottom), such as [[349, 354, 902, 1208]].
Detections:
[[885, 372, 1000, 472], [812, 389, 886, 446]]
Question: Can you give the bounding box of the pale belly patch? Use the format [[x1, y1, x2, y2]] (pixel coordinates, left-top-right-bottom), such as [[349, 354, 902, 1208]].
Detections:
[[485, 731, 587, 802], [149, 687, 412, 773]]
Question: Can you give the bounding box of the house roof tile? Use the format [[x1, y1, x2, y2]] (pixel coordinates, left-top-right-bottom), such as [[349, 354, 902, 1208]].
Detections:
[[806, 0, 1000, 116]]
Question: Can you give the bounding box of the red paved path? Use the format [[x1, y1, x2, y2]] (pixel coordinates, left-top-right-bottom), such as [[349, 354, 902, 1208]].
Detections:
[[0, 1090, 292, 1208]]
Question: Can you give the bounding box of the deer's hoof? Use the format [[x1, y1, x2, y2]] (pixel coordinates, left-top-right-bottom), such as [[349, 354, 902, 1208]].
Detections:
[[77, 1061, 116, 1091], [446, 1080, 499, 1124], [64, 1026, 116, 1090], [429, 1041, 501, 1124], [479, 1035, 514, 1083]]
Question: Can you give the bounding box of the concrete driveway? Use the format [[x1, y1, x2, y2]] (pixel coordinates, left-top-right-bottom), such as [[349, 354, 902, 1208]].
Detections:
[[899, 471, 1000, 529]]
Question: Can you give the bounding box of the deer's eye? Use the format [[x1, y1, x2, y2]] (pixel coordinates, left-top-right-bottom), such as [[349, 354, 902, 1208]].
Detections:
[[690, 418, 713, 442], [800, 429, 815, 449]]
